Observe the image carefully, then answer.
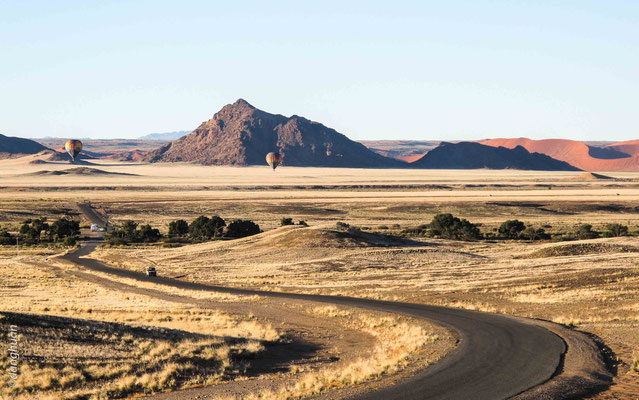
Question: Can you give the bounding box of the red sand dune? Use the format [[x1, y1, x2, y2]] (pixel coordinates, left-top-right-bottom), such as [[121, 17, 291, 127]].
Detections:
[[481, 138, 639, 172], [399, 154, 426, 163], [607, 139, 639, 157]]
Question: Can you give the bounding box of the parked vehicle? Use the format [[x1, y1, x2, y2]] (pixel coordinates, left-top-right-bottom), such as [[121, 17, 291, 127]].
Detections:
[[146, 266, 157, 277]]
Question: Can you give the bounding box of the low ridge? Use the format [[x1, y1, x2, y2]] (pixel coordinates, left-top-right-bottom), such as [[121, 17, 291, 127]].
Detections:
[[411, 142, 580, 171]]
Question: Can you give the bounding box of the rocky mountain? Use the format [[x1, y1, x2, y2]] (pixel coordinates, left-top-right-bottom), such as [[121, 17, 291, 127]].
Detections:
[[411, 142, 580, 171], [482, 138, 639, 171], [0, 133, 49, 158], [145, 99, 405, 168]]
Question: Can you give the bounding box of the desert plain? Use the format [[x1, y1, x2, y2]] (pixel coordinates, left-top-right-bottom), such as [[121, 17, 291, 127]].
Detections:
[[1, 154, 638, 399]]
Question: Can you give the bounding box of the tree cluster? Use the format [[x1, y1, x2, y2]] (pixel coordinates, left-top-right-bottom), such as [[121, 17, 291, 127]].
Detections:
[[104, 220, 161, 245], [105, 215, 262, 246], [168, 215, 260, 240], [498, 219, 550, 241], [8, 217, 80, 246]]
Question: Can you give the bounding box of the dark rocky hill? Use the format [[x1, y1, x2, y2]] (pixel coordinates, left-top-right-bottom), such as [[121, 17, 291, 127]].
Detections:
[[411, 142, 580, 171], [0, 133, 49, 158], [145, 99, 405, 168]]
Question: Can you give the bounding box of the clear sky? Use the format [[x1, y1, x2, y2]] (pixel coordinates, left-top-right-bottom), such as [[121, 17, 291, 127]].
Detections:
[[1, 1, 637, 141]]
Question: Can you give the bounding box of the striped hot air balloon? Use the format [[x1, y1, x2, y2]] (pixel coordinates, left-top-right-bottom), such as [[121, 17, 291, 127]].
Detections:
[[265, 152, 282, 170], [64, 140, 83, 162]]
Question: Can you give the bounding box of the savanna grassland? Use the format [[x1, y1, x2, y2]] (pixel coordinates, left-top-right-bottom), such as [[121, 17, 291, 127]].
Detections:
[[1, 155, 638, 399]]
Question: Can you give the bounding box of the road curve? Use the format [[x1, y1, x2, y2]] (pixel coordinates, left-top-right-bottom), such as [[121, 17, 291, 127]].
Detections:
[[62, 239, 565, 400]]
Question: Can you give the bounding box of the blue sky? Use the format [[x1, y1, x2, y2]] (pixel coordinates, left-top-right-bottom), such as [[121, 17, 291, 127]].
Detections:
[[1, 1, 637, 141]]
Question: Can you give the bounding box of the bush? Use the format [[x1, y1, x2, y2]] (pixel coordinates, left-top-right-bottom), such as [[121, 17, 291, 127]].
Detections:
[[20, 218, 49, 243], [189, 216, 226, 240], [138, 224, 161, 243], [520, 227, 550, 241], [604, 223, 629, 237], [50, 218, 80, 241], [401, 224, 429, 237], [0, 230, 14, 245], [226, 220, 261, 238], [104, 221, 161, 245], [335, 222, 350, 230], [298, 220, 308, 226], [575, 224, 598, 240], [168, 219, 189, 237], [63, 236, 77, 246], [498, 220, 526, 239], [429, 213, 482, 241], [280, 217, 294, 226]]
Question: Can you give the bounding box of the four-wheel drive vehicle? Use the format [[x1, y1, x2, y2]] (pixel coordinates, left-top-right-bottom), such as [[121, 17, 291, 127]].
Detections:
[[146, 266, 157, 277]]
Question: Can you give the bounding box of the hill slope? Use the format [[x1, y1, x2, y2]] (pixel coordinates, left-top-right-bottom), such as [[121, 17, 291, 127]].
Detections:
[[411, 142, 580, 171], [0, 133, 49, 158], [145, 99, 405, 168], [482, 138, 639, 171]]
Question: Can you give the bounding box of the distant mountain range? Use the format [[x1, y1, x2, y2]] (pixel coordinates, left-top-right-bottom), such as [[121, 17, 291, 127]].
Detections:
[[5, 104, 639, 171], [138, 131, 191, 140], [145, 99, 404, 168]]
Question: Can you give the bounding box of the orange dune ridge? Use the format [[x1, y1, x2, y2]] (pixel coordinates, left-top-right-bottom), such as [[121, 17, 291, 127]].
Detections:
[[481, 138, 639, 172]]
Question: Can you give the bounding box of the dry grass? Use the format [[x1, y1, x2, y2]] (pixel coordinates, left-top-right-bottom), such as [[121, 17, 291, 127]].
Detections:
[[0, 312, 268, 400], [226, 305, 442, 400]]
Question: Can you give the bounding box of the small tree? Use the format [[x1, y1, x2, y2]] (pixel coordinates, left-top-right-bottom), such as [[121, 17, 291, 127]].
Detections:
[[49, 218, 80, 241], [139, 224, 161, 242], [189, 216, 214, 240], [0, 229, 14, 245], [226, 220, 261, 238], [121, 220, 139, 242], [429, 213, 482, 241], [520, 227, 550, 241], [298, 220, 308, 226], [498, 220, 526, 239], [20, 218, 49, 243], [280, 217, 294, 226], [575, 224, 598, 240], [210, 216, 226, 237], [605, 223, 629, 237], [168, 220, 189, 237]]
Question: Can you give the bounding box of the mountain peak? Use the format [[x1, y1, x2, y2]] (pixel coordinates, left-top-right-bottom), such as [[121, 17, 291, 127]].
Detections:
[[231, 98, 255, 109], [145, 101, 403, 168]]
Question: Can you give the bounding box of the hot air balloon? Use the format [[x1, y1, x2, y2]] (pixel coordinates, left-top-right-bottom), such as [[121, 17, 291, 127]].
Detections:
[[265, 152, 282, 170], [64, 140, 83, 162]]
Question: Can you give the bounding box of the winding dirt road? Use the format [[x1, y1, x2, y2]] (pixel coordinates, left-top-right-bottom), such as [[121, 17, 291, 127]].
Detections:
[[63, 239, 567, 400], [66, 203, 611, 399]]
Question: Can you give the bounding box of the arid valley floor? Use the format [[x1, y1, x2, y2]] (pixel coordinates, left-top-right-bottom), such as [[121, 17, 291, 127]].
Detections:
[[1, 154, 638, 399]]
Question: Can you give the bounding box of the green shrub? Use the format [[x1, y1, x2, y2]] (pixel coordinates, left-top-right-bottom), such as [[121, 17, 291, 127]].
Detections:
[[429, 213, 482, 241], [189, 216, 225, 240], [604, 223, 629, 237], [298, 220, 308, 226], [280, 217, 294, 226], [498, 220, 526, 239], [520, 227, 550, 241], [50, 218, 80, 241], [575, 224, 598, 240], [226, 220, 261, 238], [168, 219, 189, 237], [138, 224, 161, 243], [0, 230, 14, 245]]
